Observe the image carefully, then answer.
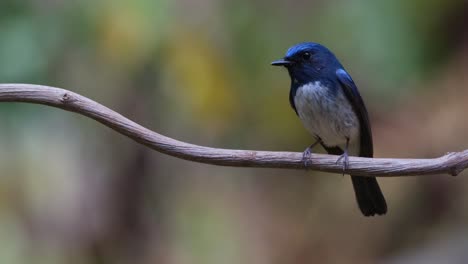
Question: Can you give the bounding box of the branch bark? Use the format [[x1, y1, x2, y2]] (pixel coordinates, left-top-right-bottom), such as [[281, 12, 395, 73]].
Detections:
[[0, 83, 467, 177]]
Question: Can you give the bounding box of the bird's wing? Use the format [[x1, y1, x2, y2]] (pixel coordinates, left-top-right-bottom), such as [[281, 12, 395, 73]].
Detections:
[[336, 69, 373, 157], [289, 87, 298, 115]]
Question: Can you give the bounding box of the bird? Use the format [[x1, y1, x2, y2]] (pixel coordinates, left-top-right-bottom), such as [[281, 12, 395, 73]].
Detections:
[[271, 42, 387, 216]]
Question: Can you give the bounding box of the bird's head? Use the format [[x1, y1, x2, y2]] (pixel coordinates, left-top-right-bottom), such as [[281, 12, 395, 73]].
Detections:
[[272, 42, 340, 85]]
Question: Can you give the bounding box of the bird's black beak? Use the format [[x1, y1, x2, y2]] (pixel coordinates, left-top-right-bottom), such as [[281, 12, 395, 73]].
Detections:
[[271, 59, 292, 66]]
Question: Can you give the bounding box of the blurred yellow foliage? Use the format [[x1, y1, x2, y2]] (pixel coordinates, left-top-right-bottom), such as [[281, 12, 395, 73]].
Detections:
[[96, 0, 166, 67], [164, 30, 239, 132]]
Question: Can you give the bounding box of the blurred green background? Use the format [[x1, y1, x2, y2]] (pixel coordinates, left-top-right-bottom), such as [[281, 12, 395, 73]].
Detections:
[[1, 0, 468, 263]]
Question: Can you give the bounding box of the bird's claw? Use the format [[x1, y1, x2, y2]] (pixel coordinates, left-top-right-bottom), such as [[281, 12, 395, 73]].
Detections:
[[336, 152, 349, 175], [302, 147, 313, 168]]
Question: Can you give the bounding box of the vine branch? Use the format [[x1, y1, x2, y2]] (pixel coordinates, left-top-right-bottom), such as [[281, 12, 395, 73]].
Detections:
[[0, 83, 467, 177]]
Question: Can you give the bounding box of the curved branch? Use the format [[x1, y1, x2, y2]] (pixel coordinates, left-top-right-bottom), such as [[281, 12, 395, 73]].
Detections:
[[0, 83, 467, 177]]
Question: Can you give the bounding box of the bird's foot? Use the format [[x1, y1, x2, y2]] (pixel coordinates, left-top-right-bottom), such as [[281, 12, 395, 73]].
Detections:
[[336, 152, 349, 175], [301, 139, 322, 169], [302, 147, 313, 168]]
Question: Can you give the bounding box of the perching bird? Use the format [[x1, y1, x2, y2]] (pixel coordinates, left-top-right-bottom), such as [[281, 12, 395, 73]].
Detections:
[[272, 42, 387, 216]]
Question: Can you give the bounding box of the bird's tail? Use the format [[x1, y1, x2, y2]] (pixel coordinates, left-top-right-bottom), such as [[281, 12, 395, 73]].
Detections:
[[351, 176, 387, 216], [320, 144, 387, 216]]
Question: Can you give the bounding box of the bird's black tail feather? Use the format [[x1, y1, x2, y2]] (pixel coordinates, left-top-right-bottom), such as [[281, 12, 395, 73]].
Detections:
[[320, 143, 387, 216], [351, 176, 387, 216]]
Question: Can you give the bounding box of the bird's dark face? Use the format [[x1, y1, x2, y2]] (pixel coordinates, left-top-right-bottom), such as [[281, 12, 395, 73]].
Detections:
[[272, 42, 340, 85]]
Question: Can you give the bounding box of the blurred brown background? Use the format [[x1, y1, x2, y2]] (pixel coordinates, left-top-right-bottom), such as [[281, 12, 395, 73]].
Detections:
[[0, 0, 468, 263]]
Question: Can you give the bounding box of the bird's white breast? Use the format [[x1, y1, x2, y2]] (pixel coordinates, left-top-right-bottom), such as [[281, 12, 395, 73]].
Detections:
[[294, 81, 360, 152]]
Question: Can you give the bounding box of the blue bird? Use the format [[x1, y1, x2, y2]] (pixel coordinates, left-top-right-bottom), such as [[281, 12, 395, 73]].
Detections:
[[272, 42, 387, 216]]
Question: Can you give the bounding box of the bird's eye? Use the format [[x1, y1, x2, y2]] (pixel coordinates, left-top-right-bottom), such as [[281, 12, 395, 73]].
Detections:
[[302, 52, 311, 60]]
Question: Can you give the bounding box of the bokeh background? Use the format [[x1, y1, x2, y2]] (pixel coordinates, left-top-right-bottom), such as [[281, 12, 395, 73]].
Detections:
[[0, 0, 468, 263]]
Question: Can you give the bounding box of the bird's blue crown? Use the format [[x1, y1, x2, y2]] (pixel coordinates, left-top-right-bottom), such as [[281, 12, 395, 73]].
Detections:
[[285, 42, 329, 58]]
